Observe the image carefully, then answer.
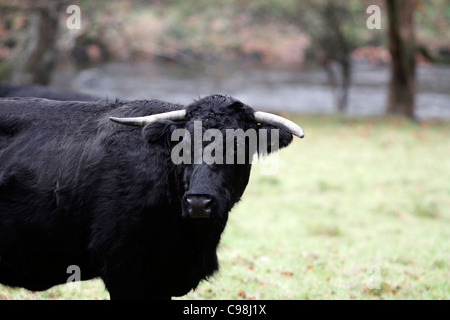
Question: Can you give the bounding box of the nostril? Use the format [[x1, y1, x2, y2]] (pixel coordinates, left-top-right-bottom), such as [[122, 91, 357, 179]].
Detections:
[[185, 195, 213, 218], [186, 196, 212, 209]]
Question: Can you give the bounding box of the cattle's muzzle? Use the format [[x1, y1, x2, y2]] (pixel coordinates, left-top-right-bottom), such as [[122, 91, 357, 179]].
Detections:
[[183, 195, 213, 219]]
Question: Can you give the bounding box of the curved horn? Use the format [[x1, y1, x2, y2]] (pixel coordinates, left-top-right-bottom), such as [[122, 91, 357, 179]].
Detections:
[[254, 111, 305, 138], [110, 110, 186, 127]]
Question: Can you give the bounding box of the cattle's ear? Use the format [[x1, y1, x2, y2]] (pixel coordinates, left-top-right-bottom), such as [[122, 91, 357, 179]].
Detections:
[[142, 120, 185, 147], [257, 122, 293, 155]]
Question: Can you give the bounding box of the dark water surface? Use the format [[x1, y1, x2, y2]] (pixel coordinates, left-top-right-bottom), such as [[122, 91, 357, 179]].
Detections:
[[52, 61, 450, 120]]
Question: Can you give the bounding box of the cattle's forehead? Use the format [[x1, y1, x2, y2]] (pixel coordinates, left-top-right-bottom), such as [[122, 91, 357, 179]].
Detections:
[[185, 95, 256, 128]]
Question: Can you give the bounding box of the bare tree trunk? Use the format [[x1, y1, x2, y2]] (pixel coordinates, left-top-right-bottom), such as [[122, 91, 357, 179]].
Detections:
[[338, 56, 351, 112], [22, 4, 61, 85], [323, 58, 351, 113], [386, 0, 416, 118], [319, 1, 353, 113]]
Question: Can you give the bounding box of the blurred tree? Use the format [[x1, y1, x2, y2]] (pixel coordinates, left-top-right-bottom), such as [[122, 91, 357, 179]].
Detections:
[[22, 2, 63, 85], [0, 0, 114, 84], [246, 0, 373, 113], [0, 1, 66, 85], [415, 0, 450, 65], [386, 0, 416, 118], [308, 0, 358, 113]]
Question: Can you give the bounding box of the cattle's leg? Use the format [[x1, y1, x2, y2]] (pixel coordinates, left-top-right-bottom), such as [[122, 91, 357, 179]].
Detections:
[[0, 260, 52, 292], [107, 288, 171, 300], [99, 242, 171, 300], [0, 261, 26, 288], [103, 274, 171, 300]]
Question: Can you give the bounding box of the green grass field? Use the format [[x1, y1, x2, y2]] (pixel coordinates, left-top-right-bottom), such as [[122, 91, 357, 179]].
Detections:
[[1, 115, 449, 300]]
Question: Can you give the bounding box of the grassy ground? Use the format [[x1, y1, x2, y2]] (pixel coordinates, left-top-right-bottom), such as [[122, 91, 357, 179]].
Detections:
[[1, 115, 449, 300]]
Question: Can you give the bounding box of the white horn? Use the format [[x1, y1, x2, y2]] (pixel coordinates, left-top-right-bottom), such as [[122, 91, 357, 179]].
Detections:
[[254, 111, 305, 138], [110, 110, 186, 127]]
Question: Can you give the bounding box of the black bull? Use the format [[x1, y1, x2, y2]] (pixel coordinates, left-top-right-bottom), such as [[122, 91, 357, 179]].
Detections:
[[0, 94, 303, 299]]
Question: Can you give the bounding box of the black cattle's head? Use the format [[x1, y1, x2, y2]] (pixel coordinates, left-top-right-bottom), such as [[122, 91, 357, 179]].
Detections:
[[110, 95, 304, 227]]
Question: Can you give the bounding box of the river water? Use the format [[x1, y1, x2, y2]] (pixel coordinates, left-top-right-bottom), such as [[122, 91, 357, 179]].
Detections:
[[51, 61, 450, 120]]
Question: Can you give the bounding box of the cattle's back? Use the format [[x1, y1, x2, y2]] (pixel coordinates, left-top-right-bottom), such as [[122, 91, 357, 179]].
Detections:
[[0, 97, 184, 154], [0, 98, 115, 178]]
